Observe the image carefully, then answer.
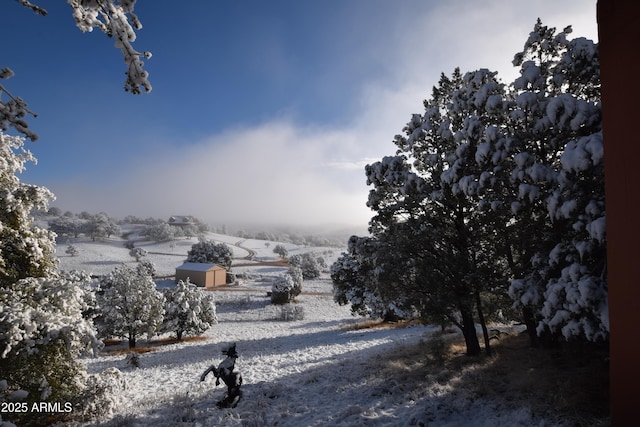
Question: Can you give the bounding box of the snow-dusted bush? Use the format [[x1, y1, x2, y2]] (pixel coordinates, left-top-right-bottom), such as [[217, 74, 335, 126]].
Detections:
[[95, 265, 165, 348], [66, 244, 79, 256], [186, 239, 232, 270], [271, 274, 296, 305], [78, 367, 127, 421], [162, 279, 217, 340], [129, 247, 147, 261], [125, 352, 141, 368], [271, 267, 304, 305], [277, 304, 305, 321]]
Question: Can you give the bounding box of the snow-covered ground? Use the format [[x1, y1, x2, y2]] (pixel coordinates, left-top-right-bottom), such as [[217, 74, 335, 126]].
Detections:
[[58, 229, 553, 426]]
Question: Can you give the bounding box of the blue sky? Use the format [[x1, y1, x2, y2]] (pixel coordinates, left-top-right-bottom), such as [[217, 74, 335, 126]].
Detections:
[[2, 0, 598, 228]]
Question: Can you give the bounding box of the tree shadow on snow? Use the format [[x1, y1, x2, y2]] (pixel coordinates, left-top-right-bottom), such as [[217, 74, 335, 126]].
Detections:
[[92, 329, 435, 427]]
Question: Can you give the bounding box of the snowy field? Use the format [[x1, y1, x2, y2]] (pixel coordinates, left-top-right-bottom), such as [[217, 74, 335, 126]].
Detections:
[[56, 229, 555, 426]]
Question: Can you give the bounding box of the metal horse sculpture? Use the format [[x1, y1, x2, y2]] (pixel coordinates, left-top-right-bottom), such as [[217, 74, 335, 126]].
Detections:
[[200, 343, 243, 408]]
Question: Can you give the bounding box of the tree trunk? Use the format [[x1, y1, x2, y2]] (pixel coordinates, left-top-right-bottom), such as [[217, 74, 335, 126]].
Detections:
[[177, 330, 183, 341], [460, 305, 481, 356], [128, 334, 136, 349], [522, 306, 539, 347], [475, 290, 492, 356]]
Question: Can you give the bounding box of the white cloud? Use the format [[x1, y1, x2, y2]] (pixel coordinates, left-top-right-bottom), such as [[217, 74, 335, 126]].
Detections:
[[52, 121, 374, 227]]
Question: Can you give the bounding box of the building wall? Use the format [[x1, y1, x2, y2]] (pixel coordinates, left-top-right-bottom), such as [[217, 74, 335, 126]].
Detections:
[[598, 0, 640, 422], [175, 266, 226, 288], [211, 267, 226, 287], [175, 269, 207, 287]]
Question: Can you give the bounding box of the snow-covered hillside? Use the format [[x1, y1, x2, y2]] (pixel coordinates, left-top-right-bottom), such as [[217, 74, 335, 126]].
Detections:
[[56, 227, 337, 278], [51, 230, 569, 426]]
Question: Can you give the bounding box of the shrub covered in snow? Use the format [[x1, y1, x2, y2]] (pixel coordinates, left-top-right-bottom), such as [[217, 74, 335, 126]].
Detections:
[[66, 244, 79, 256], [277, 304, 305, 321], [271, 274, 296, 305], [129, 247, 147, 261], [270, 266, 304, 305], [77, 367, 127, 421]]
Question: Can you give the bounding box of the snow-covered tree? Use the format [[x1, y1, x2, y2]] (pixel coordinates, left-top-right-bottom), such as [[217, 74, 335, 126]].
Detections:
[[186, 240, 233, 270], [84, 212, 120, 241], [356, 66, 506, 355], [331, 235, 410, 320], [289, 253, 322, 279], [137, 258, 156, 277], [143, 222, 177, 242], [162, 279, 217, 341], [333, 20, 605, 353], [273, 244, 288, 259], [505, 21, 605, 343], [0, 133, 57, 284], [0, 270, 100, 426], [95, 265, 165, 348], [49, 215, 85, 240]]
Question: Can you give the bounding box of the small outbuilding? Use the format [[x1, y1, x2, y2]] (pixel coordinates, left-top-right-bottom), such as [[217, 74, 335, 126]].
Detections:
[[175, 262, 226, 288]]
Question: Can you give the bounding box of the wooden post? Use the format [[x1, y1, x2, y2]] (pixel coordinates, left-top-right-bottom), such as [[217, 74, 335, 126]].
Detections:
[[597, 1, 640, 424]]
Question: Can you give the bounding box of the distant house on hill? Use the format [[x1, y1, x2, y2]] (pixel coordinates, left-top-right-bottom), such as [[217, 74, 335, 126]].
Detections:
[[168, 215, 197, 228], [175, 262, 226, 288]]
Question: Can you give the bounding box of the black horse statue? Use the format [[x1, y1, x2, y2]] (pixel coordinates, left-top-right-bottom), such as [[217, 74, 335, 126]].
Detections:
[[200, 343, 243, 408]]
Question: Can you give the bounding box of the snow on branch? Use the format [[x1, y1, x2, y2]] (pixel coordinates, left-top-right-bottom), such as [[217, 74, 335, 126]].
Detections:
[[0, 68, 39, 141], [67, 0, 152, 94], [15, 0, 47, 16]]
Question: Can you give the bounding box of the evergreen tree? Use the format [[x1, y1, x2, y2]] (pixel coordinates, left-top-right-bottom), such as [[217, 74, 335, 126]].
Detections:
[[186, 240, 233, 270], [506, 20, 605, 343], [1, 134, 100, 426], [84, 212, 120, 241], [0, 133, 57, 284], [273, 244, 288, 258], [0, 267, 100, 425], [95, 265, 165, 348], [162, 279, 217, 341], [331, 20, 605, 354]]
